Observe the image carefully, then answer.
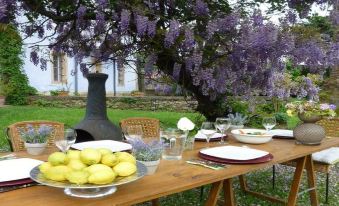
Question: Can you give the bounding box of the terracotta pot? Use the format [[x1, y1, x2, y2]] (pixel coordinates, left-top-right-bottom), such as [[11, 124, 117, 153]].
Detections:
[[24, 142, 47, 155], [57, 91, 69, 96], [139, 159, 160, 175]]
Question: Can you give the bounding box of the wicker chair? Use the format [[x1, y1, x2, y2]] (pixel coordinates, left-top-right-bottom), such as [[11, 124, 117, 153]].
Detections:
[[273, 118, 339, 203], [120, 117, 160, 139], [5, 121, 64, 152]]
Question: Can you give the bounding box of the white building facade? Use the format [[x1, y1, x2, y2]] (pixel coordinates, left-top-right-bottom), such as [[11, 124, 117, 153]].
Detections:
[[19, 16, 139, 95]]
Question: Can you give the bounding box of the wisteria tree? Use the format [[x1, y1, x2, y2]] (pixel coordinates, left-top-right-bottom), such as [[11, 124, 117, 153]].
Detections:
[[0, 0, 338, 119]]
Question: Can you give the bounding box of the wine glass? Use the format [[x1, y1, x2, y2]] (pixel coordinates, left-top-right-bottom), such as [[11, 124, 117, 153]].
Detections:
[[123, 125, 143, 141], [215, 117, 231, 144], [262, 117, 276, 132], [55, 128, 77, 153], [200, 122, 216, 147]]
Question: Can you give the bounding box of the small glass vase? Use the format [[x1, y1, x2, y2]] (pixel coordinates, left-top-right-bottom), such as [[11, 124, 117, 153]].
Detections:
[[185, 137, 195, 150]]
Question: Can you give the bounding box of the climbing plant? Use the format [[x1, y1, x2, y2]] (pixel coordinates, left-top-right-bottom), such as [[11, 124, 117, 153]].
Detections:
[[0, 24, 36, 105]]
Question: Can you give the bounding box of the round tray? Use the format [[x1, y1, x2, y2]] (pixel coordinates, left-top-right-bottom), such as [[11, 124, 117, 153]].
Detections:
[[30, 162, 147, 198]]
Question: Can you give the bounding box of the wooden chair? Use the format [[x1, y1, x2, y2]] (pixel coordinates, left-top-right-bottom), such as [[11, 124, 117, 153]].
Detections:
[[5, 120, 64, 152], [120, 117, 160, 206], [120, 117, 160, 139], [273, 118, 339, 203]]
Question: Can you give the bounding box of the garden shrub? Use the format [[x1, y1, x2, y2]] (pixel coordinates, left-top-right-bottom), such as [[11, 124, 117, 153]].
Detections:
[[0, 24, 36, 105]]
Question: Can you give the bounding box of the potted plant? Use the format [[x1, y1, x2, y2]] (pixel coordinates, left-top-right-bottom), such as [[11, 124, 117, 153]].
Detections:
[[19, 124, 53, 155], [128, 138, 164, 175], [228, 113, 248, 130], [286, 100, 336, 144]]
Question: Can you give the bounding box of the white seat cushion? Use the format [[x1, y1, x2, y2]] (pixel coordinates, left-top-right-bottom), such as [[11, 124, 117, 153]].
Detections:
[[312, 147, 339, 165]]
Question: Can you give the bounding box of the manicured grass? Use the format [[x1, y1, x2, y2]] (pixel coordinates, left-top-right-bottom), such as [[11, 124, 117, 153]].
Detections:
[[0, 106, 202, 151]]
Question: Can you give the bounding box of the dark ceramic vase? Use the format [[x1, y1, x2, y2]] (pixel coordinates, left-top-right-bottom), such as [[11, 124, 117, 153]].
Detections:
[[293, 113, 325, 145]]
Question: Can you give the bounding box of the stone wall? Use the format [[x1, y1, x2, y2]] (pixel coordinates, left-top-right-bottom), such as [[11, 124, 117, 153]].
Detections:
[[325, 66, 339, 106], [27, 96, 198, 112]]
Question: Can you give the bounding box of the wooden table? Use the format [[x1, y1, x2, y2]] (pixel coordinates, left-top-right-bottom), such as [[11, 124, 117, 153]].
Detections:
[[2, 136, 339, 206]]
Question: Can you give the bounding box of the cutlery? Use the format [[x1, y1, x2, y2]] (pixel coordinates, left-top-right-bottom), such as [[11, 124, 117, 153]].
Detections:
[[0, 182, 39, 193], [186, 159, 229, 170]]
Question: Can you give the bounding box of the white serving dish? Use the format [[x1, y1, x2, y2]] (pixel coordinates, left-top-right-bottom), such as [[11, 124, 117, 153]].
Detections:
[[194, 131, 224, 140], [231, 129, 272, 144], [71, 140, 132, 152]]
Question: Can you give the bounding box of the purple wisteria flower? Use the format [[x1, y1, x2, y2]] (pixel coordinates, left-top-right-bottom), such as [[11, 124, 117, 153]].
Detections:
[[136, 14, 148, 37], [0, 0, 7, 20], [147, 20, 158, 37], [30, 50, 39, 65], [164, 20, 180, 47], [193, 0, 209, 16], [120, 9, 130, 33], [184, 28, 195, 50]]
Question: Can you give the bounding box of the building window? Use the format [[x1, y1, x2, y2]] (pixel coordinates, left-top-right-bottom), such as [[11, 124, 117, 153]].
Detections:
[[118, 65, 125, 86], [52, 52, 66, 83]]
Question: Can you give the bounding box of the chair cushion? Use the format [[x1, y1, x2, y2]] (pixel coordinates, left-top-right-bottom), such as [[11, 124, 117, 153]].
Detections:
[[312, 147, 339, 165]]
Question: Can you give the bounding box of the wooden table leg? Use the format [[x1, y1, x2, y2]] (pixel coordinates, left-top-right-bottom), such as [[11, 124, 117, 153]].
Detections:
[[223, 178, 236, 206], [305, 155, 319, 206], [287, 156, 307, 206], [205, 181, 223, 206]]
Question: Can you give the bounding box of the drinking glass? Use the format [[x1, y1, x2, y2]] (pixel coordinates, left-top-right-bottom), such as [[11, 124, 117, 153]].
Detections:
[[200, 122, 216, 147], [55, 128, 77, 153], [215, 117, 231, 144], [262, 117, 276, 132], [162, 128, 187, 160], [123, 125, 143, 141]]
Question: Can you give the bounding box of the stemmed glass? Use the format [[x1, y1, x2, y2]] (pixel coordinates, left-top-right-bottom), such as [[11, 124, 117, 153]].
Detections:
[[123, 125, 143, 141], [200, 122, 216, 147], [55, 128, 77, 153], [215, 117, 231, 144], [262, 117, 276, 132]]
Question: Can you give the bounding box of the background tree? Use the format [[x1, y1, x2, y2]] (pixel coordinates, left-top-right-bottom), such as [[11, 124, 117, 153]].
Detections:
[[0, 24, 36, 105], [0, 0, 338, 119]]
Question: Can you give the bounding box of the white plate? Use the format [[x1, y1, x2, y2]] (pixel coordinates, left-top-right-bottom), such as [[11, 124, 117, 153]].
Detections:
[[268, 129, 293, 137], [194, 131, 224, 140], [71, 140, 132, 152], [200, 146, 269, 160], [0, 158, 43, 182]]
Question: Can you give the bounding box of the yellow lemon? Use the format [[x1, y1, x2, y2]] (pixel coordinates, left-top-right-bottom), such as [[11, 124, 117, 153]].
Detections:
[[101, 153, 119, 167], [65, 171, 89, 185], [66, 150, 81, 160], [113, 162, 137, 177], [88, 170, 116, 185], [45, 165, 72, 181], [39, 162, 52, 174], [97, 148, 112, 156], [48, 152, 69, 166], [115, 152, 136, 165], [80, 148, 101, 165], [67, 159, 87, 171], [83, 164, 113, 174]]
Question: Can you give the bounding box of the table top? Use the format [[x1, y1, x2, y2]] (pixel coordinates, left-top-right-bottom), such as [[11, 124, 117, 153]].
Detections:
[[2, 136, 339, 206]]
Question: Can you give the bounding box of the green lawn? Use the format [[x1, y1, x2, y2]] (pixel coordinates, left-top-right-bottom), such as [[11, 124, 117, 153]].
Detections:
[[0, 106, 202, 151], [0, 106, 337, 205]]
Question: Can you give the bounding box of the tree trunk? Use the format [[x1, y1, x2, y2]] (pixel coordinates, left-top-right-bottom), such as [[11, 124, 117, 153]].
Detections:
[[156, 52, 228, 121]]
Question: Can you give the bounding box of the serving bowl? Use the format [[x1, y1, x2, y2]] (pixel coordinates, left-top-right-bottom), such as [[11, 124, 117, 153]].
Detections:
[[231, 129, 273, 144]]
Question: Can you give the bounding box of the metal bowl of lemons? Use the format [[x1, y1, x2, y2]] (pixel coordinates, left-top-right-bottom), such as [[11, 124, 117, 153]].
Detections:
[[30, 149, 147, 198]]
